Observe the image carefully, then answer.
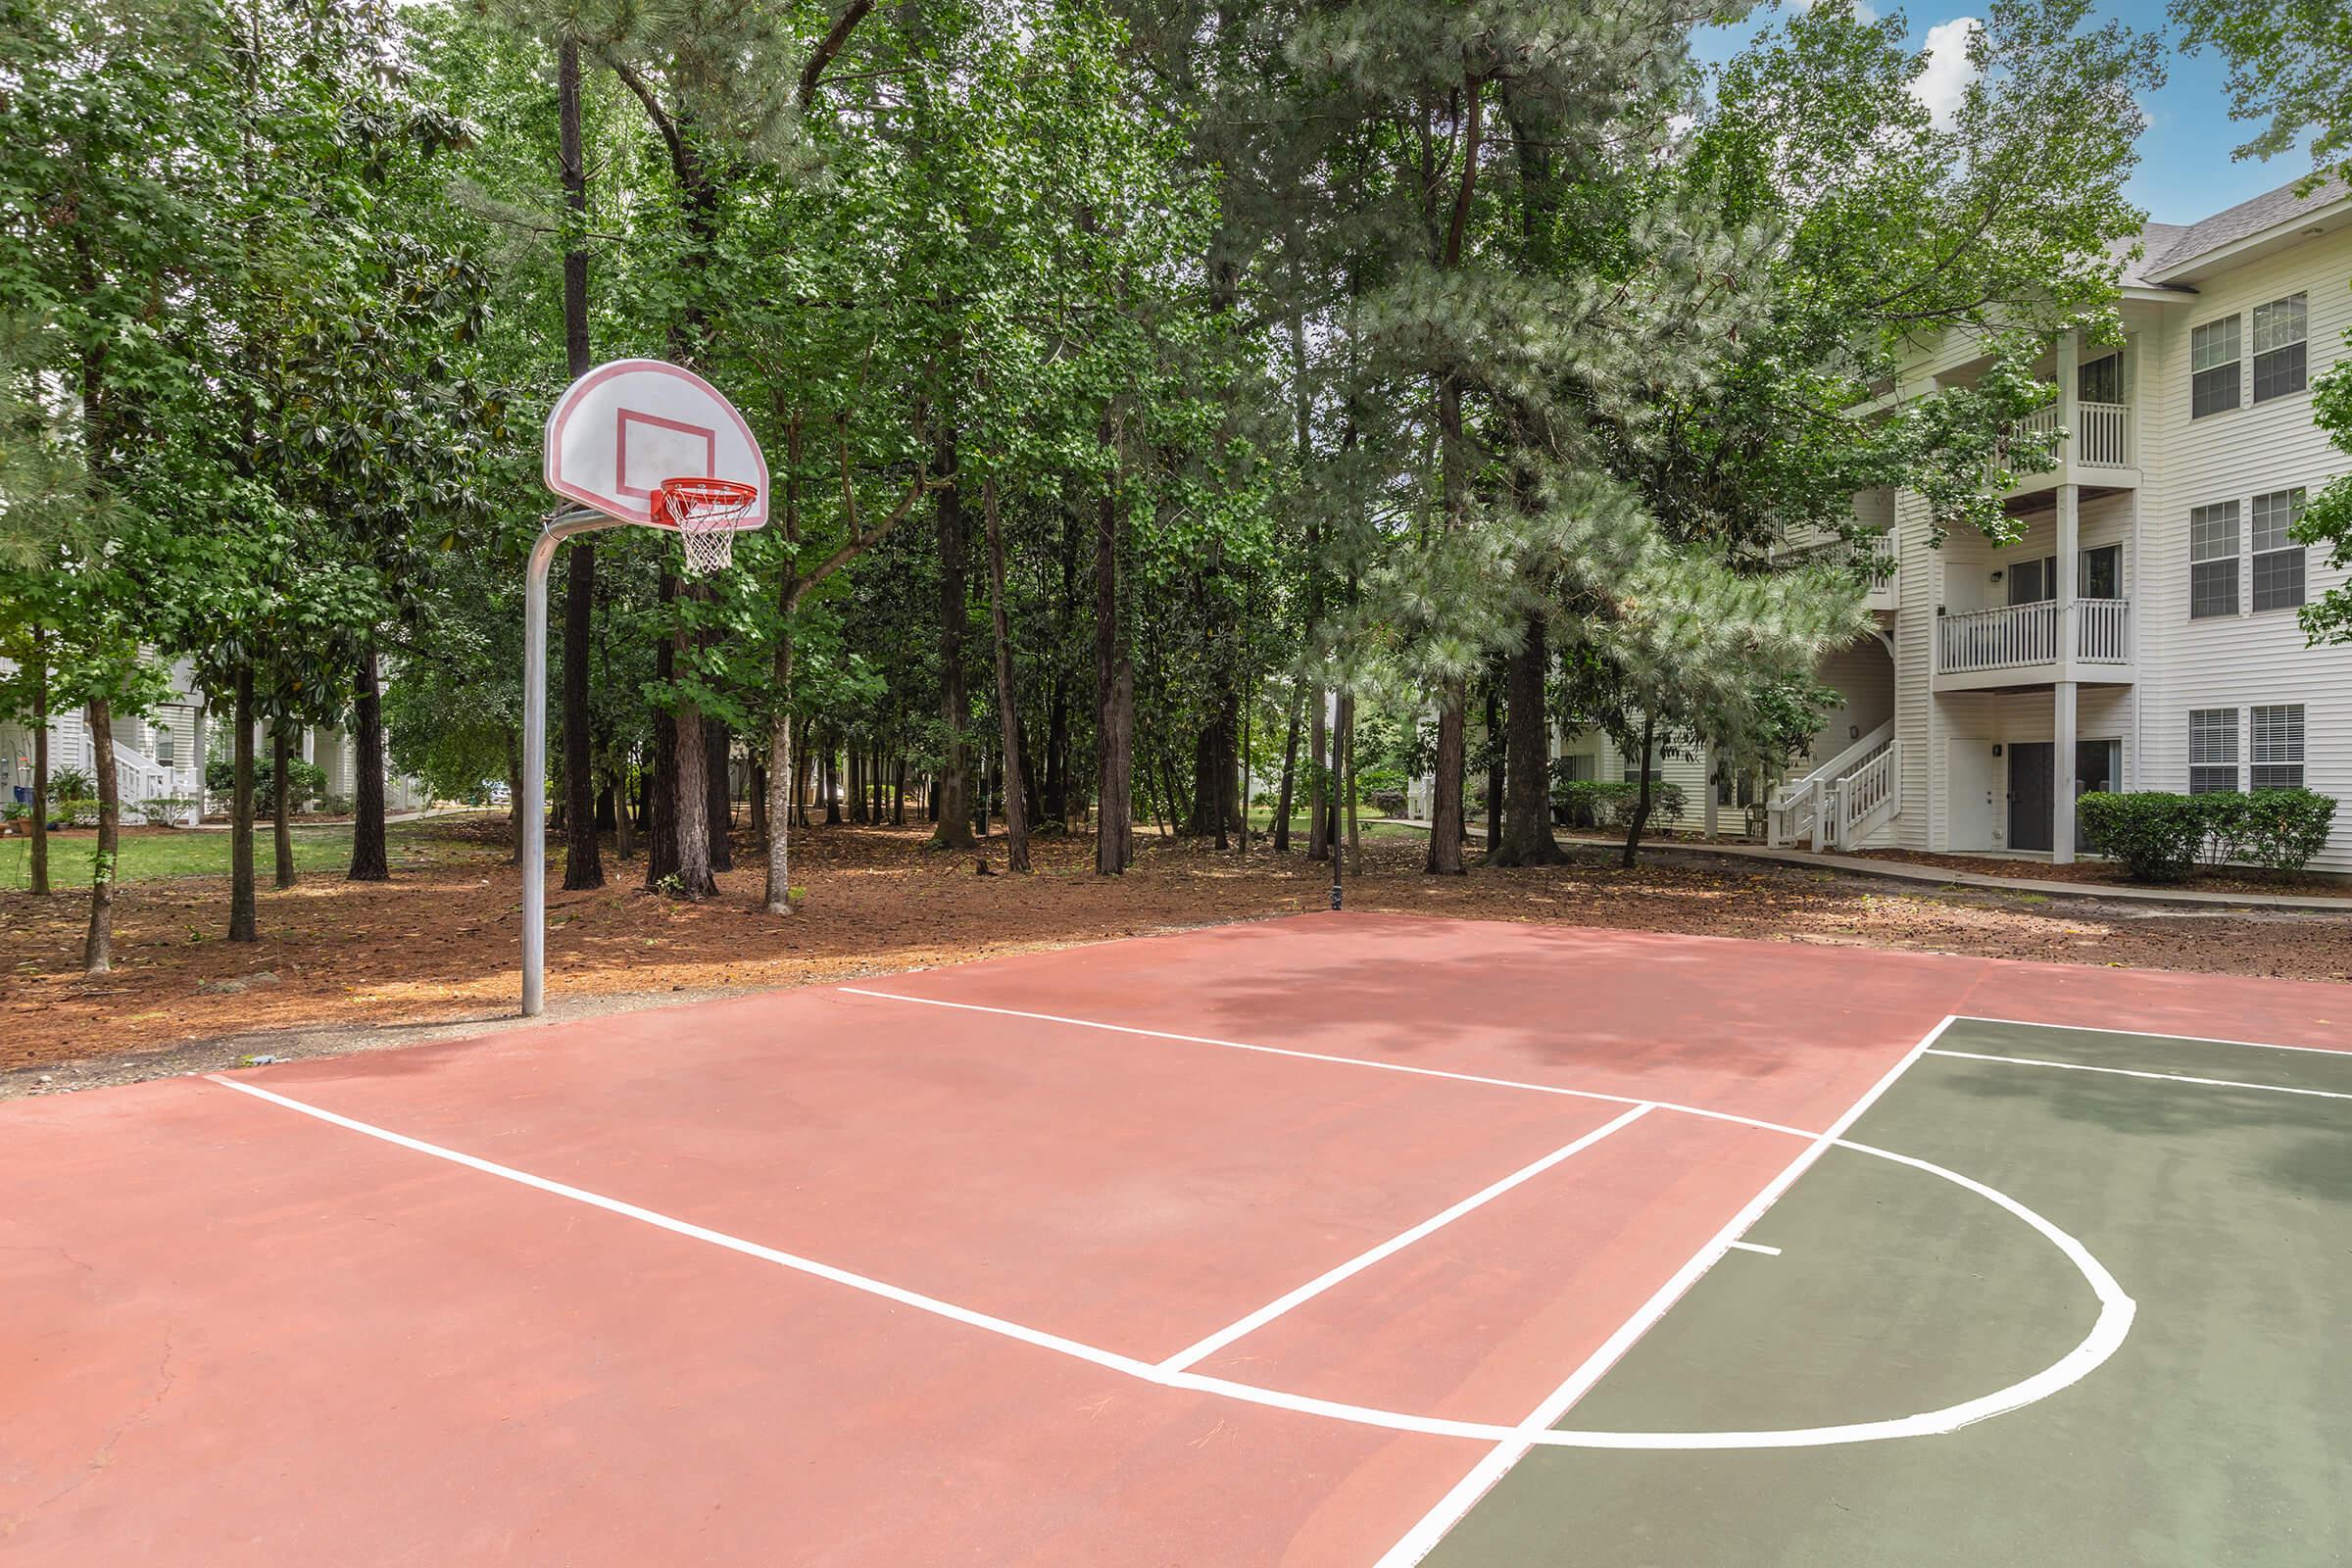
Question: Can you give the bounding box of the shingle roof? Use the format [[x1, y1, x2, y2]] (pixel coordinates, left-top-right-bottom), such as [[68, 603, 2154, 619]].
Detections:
[[2136, 172, 2349, 279], [2112, 224, 2187, 288]]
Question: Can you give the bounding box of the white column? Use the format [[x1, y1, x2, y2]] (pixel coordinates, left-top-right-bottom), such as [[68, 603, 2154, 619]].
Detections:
[[2056, 328, 2080, 481], [2057, 480, 2080, 672], [2053, 681, 2079, 865]]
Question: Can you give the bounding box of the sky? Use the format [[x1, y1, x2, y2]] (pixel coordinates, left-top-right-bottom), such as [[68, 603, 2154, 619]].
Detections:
[[1691, 0, 2312, 226]]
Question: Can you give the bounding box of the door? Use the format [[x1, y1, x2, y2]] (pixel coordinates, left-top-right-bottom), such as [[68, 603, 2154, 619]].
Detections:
[[2075, 738, 2118, 800], [2009, 743, 2055, 852]]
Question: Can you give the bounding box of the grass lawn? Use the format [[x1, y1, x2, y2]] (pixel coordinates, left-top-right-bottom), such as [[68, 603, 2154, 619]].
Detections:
[[1240, 808, 1422, 841], [0, 818, 474, 890]]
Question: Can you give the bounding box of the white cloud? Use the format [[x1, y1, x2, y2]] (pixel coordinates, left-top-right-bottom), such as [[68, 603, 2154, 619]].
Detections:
[[1913, 18, 1983, 128], [1788, 0, 1881, 21]]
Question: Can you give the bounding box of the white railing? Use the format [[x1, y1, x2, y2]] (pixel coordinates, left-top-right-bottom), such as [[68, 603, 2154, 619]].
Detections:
[[1938, 599, 2133, 675], [1834, 740, 1900, 841], [1769, 719, 1896, 850], [2077, 597, 2131, 662], [1939, 602, 2059, 672], [2076, 401, 2131, 466]]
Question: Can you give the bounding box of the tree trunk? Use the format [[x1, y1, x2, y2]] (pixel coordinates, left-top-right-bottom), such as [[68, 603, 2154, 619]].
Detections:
[[1272, 683, 1301, 853], [932, 429, 974, 851], [672, 613, 714, 898], [1493, 615, 1566, 866], [1425, 680, 1468, 875], [1093, 435, 1133, 875], [27, 623, 48, 896], [981, 479, 1031, 872], [706, 717, 731, 870], [80, 698, 119, 974], [506, 737, 524, 863], [613, 760, 636, 859], [1344, 695, 1362, 874], [556, 33, 602, 891], [1622, 712, 1657, 868], [824, 740, 842, 824], [644, 569, 680, 889], [271, 722, 295, 890], [749, 762, 766, 842], [1484, 672, 1503, 853], [348, 643, 389, 881], [229, 666, 257, 942], [1307, 689, 1329, 860], [761, 642, 794, 913]]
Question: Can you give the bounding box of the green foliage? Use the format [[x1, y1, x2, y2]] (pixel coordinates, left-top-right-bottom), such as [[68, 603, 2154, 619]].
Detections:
[[2171, 0, 2352, 184], [204, 757, 328, 805], [45, 766, 93, 802], [2289, 361, 2352, 646], [2081, 789, 2340, 880], [1549, 774, 1686, 832]]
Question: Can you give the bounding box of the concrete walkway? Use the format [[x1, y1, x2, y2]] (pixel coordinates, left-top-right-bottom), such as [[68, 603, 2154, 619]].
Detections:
[[1376, 819, 2352, 912]]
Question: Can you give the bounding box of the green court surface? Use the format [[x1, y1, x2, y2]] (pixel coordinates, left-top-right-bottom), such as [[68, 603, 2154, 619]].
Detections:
[[1423, 1019, 2352, 1566]]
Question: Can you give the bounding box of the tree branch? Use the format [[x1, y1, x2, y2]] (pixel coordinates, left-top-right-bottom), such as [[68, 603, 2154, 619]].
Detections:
[[800, 0, 876, 111]]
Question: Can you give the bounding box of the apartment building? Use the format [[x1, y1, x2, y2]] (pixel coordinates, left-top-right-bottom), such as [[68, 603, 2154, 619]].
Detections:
[[1762, 173, 2352, 872]]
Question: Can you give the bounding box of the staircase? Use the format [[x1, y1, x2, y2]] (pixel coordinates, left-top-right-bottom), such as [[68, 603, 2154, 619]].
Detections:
[[1769, 720, 1901, 851]]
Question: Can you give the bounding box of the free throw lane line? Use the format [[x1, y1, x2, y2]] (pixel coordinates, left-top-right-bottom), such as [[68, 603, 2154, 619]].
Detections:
[[201, 1041, 2131, 1451], [1155, 1104, 1653, 1375], [1926, 1048, 2352, 1102]]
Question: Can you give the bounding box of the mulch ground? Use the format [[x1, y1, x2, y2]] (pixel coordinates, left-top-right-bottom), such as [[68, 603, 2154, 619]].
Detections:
[[8, 812, 2352, 1093]]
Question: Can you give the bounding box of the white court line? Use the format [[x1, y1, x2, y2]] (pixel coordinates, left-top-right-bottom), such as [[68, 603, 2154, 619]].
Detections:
[[1953, 1013, 2349, 1058], [202, 1018, 2132, 1465], [1155, 1105, 1653, 1375], [1727, 1241, 1781, 1256], [1926, 1048, 2352, 1102], [1369, 1015, 1960, 1568]]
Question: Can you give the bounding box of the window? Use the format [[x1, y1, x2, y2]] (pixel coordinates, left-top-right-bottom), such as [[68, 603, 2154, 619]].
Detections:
[[2080, 544, 2122, 600], [2251, 294, 2308, 403], [2251, 705, 2305, 790], [2007, 555, 2058, 605], [2189, 502, 2240, 619], [156, 726, 175, 768], [2189, 709, 2238, 794], [2190, 317, 2241, 417], [2251, 488, 2307, 611], [1561, 753, 1595, 783], [2078, 352, 2123, 405]]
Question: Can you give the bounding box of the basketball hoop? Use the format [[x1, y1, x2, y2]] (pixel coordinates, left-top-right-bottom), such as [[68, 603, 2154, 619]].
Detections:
[[653, 477, 760, 576]]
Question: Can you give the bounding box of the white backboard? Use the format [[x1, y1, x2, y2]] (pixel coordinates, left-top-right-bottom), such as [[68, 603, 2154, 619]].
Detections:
[[544, 359, 768, 528]]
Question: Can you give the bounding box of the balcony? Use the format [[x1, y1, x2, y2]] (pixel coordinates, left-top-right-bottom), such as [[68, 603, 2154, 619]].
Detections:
[[1993, 401, 2134, 493], [1774, 531, 1897, 612], [1935, 599, 2133, 690]]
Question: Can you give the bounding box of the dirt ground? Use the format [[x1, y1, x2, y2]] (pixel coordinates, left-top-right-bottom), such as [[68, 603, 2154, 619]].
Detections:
[[7, 812, 2352, 1097]]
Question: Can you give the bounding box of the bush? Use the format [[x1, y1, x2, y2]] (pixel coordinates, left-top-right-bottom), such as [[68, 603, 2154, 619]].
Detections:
[[46, 766, 93, 803], [2078, 792, 2204, 881], [1550, 775, 1686, 831], [2230, 789, 2337, 872], [130, 796, 200, 827], [2081, 789, 2338, 880], [204, 756, 329, 806], [52, 797, 103, 829]]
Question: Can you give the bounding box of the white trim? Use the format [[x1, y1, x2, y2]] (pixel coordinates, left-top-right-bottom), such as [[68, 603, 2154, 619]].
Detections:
[[1154, 1105, 1653, 1375], [1727, 1241, 1782, 1256], [1926, 1048, 2352, 1102]]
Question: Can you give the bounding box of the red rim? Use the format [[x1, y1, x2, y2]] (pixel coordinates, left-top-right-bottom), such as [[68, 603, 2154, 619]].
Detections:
[[650, 477, 760, 527]]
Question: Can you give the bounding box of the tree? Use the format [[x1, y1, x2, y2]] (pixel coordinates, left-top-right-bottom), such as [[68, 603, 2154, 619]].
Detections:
[[2171, 0, 2351, 185]]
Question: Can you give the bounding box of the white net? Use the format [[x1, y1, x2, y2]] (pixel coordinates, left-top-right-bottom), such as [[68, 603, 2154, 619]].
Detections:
[[654, 478, 759, 576], [679, 517, 736, 576]]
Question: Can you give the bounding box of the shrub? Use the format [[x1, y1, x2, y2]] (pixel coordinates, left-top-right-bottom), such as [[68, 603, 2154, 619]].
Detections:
[[204, 756, 329, 806], [53, 797, 103, 829], [2081, 789, 2339, 880], [130, 796, 200, 827], [1550, 775, 1686, 830], [2231, 789, 2337, 872], [46, 766, 93, 803]]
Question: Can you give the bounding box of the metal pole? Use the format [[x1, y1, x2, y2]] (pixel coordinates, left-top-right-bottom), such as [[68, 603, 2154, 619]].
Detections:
[[1327, 690, 1343, 911], [523, 514, 622, 1017]]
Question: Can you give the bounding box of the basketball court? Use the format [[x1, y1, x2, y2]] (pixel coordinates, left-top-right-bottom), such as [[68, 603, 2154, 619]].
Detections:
[[6, 913, 2349, 1564]]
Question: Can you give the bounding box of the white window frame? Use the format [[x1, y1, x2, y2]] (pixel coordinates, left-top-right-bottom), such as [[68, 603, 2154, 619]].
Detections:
[[2189, 316, 2241, 418], [2188, 501, 2240, 620], [2189, 708, 2238, 794], [2250, 488, 2307, 612], [2251, 704, 2305, 791], [2250, 293, 2309, 405]]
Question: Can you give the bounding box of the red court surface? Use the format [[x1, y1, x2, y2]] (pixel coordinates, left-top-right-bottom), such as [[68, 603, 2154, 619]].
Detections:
[[4, 912, 2346, 1565]]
